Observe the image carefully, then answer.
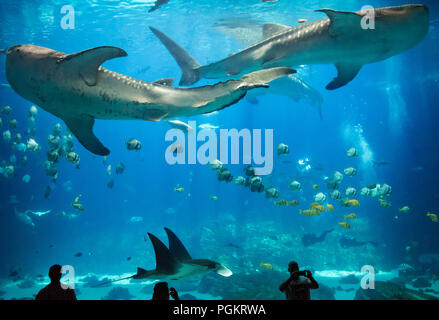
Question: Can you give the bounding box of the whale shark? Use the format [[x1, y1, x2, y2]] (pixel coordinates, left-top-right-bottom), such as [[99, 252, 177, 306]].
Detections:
[[150, 4, 429, 89], [97, 227, 232, 285], [4, 45, 293, 155]]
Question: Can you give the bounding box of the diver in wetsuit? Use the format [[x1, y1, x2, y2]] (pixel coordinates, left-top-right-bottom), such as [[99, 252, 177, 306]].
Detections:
[[279, 261, 319, 300]]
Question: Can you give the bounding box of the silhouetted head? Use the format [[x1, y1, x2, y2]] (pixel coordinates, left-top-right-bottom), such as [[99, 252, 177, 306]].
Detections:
[[48, 264, 62, 283], [152, 282, 169, 300], [288, 261, 299, 274]]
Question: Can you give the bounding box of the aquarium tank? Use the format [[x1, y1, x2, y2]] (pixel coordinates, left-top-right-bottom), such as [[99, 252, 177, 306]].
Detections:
[[0, 0, 438, 302]]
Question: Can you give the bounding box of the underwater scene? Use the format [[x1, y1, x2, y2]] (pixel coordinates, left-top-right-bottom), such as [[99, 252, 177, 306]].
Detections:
[[0, 0, 439, 301]]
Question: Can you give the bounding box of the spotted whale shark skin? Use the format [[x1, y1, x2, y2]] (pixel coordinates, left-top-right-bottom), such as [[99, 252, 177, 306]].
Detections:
[[151, 4, 429, 89], [5, 44, 293, 155]]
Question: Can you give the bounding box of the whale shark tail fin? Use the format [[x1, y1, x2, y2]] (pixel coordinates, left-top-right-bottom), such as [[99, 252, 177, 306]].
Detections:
[[149, 26, 201, 86], [237, 67, 296, 90]]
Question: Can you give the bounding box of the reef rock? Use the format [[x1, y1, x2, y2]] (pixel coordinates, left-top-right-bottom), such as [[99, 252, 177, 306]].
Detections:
[[354, 281, 437, 300]]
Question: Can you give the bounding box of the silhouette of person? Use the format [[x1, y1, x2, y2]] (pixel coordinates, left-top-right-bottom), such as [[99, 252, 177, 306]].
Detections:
[[35, 264, 76, 300], [152, 282, 179, 300], [279, 261, 319, 300]]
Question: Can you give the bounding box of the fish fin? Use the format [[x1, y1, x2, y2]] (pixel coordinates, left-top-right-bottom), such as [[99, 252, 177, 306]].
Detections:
[[236, 67, 295, 90], [147, 232, 180, 274], [63, 115, 110, 156], [316, 9, 364, 36], [326, 63, 362, 90], [153, 78, 174, 86], [262, 23, 291, 38], [150, 26, 201, 86], [58, 46, 127, 86], [164, 227, 192, 261]]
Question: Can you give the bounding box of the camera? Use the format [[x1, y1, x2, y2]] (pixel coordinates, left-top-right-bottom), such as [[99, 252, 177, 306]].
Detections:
[[297, 270, 307, 277]]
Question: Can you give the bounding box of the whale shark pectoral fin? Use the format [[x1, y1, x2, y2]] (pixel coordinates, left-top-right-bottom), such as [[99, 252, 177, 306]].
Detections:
[[326, 63, 362, 90], [64, 116, 110, 156], [262, 23, 291, 39], [316, 9, 364, 36], [153, 78, 174, 86], [58, 46, 128, 86]]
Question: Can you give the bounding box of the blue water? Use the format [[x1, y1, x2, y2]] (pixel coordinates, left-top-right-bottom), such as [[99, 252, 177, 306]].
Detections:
[[0, 0, 439, 300]]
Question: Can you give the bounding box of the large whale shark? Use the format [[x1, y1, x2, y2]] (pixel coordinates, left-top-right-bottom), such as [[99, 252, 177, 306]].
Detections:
[[98, 227, 232, 285], [150, 4, 429, 89], [4, 45, 293, 155]]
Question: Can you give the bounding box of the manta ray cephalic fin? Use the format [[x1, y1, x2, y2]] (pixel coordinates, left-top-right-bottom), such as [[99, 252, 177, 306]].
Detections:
[[58, 46, 128, 86], [64, 115, 110, 156], [326, 63, 362, 90]]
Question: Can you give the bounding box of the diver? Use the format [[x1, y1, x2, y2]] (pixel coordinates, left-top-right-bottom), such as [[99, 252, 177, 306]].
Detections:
[[301, 228, 334, 247], [35, 264, 77, 300], [339, 234, 378, 249], [152, 282, 179, 300], [279, 261, 319, 300]]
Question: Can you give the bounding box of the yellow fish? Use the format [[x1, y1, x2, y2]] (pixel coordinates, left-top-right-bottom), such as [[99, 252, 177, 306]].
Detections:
[[259, 262, 273, 270], [73, 194, 82, 204], [71, 203, 84, 211], [338, 222, 351, 229], [311, 203, 326, 212], [344, 213, 357, 220], [427, 212, 439, 223], [299, 209, 320, 216], [378, 198, 391, 208], [326, 203, 334, 212], [174, 184, 184, 193], [274, 200, 288, 206], [345, 199, 360, 207], [210, 196, 218, 201], [312, 184, 319, 190], [288, 200, 299, 206]]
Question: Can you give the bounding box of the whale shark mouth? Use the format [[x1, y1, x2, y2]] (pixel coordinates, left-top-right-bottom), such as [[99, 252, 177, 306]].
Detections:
[[216, 265, 233, 277]]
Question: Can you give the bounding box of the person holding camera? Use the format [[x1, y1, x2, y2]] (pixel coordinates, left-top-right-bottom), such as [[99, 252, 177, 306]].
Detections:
[[279, 261, 319, 300], [152, 282, 180, 300]]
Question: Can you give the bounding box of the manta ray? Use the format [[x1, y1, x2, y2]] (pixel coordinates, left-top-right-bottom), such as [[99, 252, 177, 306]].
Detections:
[[4, 44, 293, 155], [150, 4, 429, 89], [99, 227, 232, 285]]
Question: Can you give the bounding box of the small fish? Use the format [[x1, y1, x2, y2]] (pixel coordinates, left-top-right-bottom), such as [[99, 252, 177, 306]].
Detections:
[[74, 252, 82, 257], [399, 206, 410, 213], [345, 199, 360, 207], [378, 198, 391, 208], [210, 195, 218, 201], [326, 203, 334, 212], [259, 262, 273, 270], [427, 212, 438, 223], [311, 202, 325, 212], [174, 184, 184, 193], [344, 213, 357, 220], [338, 222, 351, 229], [298, 18, 307, 23], [44, 186, 51, 199], [312, 184, 319, 190], [127, 257, 132, 261], [288, 200, 299, 206], [299, 209, 320, 216], [274, 199, 288, 206], [71, 203, 84, 211]]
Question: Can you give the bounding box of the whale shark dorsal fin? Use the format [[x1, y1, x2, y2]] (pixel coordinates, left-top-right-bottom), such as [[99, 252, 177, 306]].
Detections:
[[164, 227, 192, 261], [262, 23, 291, 39], [148, 232, 179, 273], [153, 78, 174, 86], [316, 9, 364, 36], [58, 46, 128, 86], [64, 115, 110, 155], [326, 63, 363, 90]]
